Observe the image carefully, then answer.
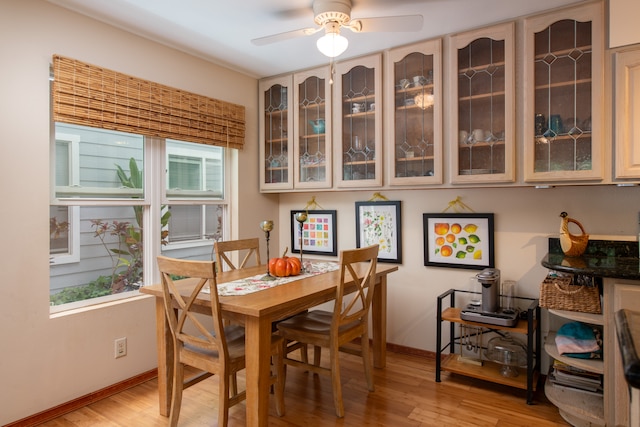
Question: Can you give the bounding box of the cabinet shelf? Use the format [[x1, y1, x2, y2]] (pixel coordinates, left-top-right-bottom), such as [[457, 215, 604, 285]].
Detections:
[[397, 155, 435, 162], [265, 109, 287, 116], [458, 91, 506, 102], [534, 78, 591, 91], [395, 84, 434, 95], [300, 163, 326, 169], [544, 377, 604, 426], [345, 111, 374, 118], [301, 133, 325, 139], [544, 332, 604, 374], [441, 354, 539, 391], [299, 102, 326, 110], [343, 159, 376, 167], [544, 304, 605, 425], [343, 94, 375, 103], [266, 138, 288, 144]]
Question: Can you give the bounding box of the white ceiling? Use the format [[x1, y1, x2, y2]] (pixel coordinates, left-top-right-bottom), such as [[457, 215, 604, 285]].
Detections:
[[46, 0, 586, 79]]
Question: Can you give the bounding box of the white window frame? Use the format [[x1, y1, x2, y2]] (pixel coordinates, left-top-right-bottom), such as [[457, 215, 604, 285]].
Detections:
[[50, 133, 81, 265]]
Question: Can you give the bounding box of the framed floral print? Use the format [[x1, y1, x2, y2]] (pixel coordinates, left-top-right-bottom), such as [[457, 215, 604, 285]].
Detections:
[[355, 201, 402, 263], [423, 213, 494, 269], [290, 210, 337, 256]]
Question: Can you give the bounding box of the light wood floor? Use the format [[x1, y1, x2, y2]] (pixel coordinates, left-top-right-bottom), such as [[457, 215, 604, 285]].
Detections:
[[39, 351, 569, 426]]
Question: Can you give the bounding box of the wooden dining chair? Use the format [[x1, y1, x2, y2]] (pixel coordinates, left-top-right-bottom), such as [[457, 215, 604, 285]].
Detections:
[[156, 255, 285, 427], [276, 244, 379, 418], [213, 238, 261, 272]]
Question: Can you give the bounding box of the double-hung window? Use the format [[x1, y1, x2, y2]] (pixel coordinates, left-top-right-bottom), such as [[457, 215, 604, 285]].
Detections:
[[49, 125, 228, 312]]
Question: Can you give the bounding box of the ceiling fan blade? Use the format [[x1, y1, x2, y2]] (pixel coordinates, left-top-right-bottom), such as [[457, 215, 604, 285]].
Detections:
[[251, 27, 320, 46], [349, 15, 423, 33]]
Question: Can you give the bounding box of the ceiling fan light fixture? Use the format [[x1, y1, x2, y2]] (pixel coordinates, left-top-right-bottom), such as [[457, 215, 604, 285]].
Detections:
[[317, 22, 348, 58]]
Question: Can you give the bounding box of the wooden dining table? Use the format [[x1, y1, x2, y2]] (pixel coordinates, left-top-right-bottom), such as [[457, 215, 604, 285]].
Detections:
[[140, 261, 398, 427]]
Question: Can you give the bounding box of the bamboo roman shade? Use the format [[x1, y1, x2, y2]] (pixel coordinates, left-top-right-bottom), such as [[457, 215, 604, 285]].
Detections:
[[52, 55, 245, 149]]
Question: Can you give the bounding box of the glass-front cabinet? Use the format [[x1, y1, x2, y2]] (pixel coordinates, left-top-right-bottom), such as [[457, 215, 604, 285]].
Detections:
[[386, 39, 443, 185], [449, 23, 515, 184], [523, 2, 604, 182], [293, 67, 332, 189], [334, 54, 382, 188], [259, 75, 294, 191]]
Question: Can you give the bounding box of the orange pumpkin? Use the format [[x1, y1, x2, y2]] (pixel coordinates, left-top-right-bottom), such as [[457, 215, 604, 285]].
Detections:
[[268, 247, 302, 277]]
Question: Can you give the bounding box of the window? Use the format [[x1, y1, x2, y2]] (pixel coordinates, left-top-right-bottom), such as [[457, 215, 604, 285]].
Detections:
[[50, 124, 228, 312]]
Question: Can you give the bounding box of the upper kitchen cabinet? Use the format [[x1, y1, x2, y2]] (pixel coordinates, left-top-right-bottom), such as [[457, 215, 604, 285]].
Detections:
[[448, 22, 516, 184], [522, 1, 605, 183], [386, 39, 443, 186], [259, 75, 294, 191], [333, 54, 383, 188], [293, 67, 332, 189], [614, 48, 640, 180]]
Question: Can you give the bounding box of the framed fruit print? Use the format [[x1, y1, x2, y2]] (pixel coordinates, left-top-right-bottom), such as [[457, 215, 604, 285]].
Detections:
[[423, 213, 494, 269]]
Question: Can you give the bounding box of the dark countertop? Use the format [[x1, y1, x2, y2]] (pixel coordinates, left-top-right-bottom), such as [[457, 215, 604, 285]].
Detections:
[[615, 309, 640, 389], [541, 238, 640, 280]]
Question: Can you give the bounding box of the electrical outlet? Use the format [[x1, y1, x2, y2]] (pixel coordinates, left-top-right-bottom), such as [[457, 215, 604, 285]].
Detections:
[[115, 337, 127, 358]]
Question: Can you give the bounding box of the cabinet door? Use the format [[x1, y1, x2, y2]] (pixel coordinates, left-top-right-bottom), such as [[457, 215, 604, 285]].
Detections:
[[615, 48, 640, 179], [523, 2, 605, 182], [293, 67, 332, 189], [386, 39, 443, 185], [259, 75, 294, 191], [449, 22, 515, 184], [334, 54, 382, 188]]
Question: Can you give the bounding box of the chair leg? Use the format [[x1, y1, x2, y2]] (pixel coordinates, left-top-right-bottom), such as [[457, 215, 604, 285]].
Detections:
[[361, 333, 374, 392], [313, 345, 322, 366], [169, 361, 184, 427], [218, 371, 230, 427], [329, 348, 345, 418]]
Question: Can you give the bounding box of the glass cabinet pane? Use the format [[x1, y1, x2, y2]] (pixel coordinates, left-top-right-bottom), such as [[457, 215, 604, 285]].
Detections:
[[387, 38, 442, 185], [524, 3, 604, 182], [259, 76, 293, 191], [534, 21, 591, 172], [450, 23, 515, 184], [335, 54, 382, 187], [294, 68, 331, 189]]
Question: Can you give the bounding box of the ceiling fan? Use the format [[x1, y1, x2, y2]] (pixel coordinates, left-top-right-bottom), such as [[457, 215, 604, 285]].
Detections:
[[251, 0, 423, 58]]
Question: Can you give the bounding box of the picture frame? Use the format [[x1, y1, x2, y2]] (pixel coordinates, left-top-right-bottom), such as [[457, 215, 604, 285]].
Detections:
[[423, 213, 494, 270], [290, 210, 337, 256], [355, 201, 402, 264]]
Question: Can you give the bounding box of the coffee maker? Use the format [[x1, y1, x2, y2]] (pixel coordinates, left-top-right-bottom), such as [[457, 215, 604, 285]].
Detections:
[[460, 268, 519, 327]]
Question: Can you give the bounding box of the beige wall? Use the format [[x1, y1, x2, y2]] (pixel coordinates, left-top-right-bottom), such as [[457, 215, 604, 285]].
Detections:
[[0, 1, 276, 424], [2, 0, 638, 425]]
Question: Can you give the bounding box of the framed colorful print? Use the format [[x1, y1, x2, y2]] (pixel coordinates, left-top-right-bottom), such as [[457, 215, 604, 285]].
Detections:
[[355, 201, 402, 264], [423, 213, 494, 270], [290, 210, 337, 256]]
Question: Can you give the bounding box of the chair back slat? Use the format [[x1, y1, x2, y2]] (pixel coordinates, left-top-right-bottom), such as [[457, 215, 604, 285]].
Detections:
[[214, 238, 261, 272], [157, 256, 226, 357], [335, 245, 378, 328]]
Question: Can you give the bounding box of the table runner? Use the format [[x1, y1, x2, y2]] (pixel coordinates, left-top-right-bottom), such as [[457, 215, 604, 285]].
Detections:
[[204, 261, 340, 296]]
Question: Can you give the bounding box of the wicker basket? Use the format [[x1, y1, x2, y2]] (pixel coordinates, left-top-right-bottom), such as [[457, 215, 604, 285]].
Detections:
[[539, 277, 601, 314]]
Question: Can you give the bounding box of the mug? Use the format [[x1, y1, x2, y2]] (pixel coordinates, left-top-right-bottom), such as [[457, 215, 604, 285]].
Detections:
[[459, 130, 469, 145], [369, 103, 375, 111], [472, 129, 485, 142], [399, 79, 410, 89], [352, 103, 363, 113], [413, 75, 424, 86]]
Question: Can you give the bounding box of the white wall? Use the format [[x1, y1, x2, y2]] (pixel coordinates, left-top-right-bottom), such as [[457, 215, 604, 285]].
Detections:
[[277, 186, 640, 351], [0, 1, 277, 424]]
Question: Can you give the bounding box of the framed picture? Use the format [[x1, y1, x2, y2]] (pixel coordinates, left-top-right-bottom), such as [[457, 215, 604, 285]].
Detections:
[[355, 201, 402, 263], [423, 213, 494, 269], [290, 210, 337, 256]]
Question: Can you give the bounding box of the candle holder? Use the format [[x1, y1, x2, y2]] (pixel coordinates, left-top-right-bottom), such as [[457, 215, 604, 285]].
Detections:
[[295, 211, 308, 273], [259, 220, 275, 281]]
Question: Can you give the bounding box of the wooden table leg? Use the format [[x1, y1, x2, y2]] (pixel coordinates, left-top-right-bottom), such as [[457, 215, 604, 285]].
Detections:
[[244, 315, 273, 427], [154, 297, 172, 416], [371, 275, 387, 369]]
